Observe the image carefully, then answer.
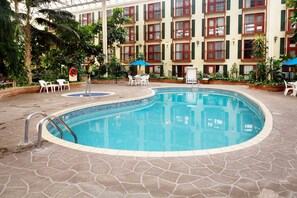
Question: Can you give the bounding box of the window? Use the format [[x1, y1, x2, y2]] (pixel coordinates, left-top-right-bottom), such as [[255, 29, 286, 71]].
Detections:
[[172, 65, 188, 78], [148, 45, 161, 61], [244, 13, 264, 34], [204, 65, 224, 74], [124, 6, 135, 21], [148, 24, 161, 41], [146, 65, 161, 76], [207, 42, 224, 60], [287, 38, 297, 57], [175, 0, 191, 17], [175, 43, 190, 61], [125, 26, 135, 42], [243, 40, 253, 59], [288, 10, 296, 32], [82, 13, 92, 26], [207, 0, 225, 13], [148, 3, 161, 20], [241, 65, 254, 79], [107, 10, 113, 18], [245, 0, 265, 8], [122, 46, 135, 61], [175, 21, 191, 39], [207, 17, 225, 37]]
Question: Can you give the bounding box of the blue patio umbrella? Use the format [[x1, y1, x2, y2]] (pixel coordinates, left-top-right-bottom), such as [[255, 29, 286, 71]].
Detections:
[[282, 57, 297, 80], [282, 57, 297, 66], [130, 60, 151, 66], [130, 60, 151, 74]]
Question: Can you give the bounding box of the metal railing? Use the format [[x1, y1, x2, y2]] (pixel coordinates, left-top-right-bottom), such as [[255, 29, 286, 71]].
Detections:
[[23, 112, 77, 149]]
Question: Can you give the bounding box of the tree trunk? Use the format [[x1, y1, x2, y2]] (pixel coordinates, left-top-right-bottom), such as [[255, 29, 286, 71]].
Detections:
[[24, 2, 32, 84]]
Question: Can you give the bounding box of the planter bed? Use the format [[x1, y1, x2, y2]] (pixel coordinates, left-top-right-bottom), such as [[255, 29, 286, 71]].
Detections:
[[0, 82, 85, 99], [149, 79, 184, 84], [248, 83, 285, 92]]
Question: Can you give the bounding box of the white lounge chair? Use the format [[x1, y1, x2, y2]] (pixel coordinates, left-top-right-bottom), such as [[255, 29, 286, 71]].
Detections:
[[185, 67, 197, 84], [57, 79, 70, 91], [284, 80, 294, 96], [128, 75, 136, 85], [39, 80, 59, 93]]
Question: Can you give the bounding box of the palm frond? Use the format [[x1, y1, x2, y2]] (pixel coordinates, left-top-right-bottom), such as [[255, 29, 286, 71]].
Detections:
[[34, 17, 80, 39], [30, 26, 64, 48]]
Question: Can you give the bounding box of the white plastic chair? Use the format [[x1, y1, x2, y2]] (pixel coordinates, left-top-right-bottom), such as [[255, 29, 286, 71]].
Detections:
[[284, 80, 294, 96], [140, 75, 149, 86], [291, 82, 297, 97], [57, 79, 70, 91], [128, 75, 136, 85], [39, 80, 59, 93], [134, 75, 141, 85]]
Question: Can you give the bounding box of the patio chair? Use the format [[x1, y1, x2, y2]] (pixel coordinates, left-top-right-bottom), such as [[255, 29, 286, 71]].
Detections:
[[134, 75, 142, 85], [128, 75, 136, 85], [39, 80, 59, 93], [56, 79, 70, 91], [284, 80, 294, 96], [140, 75, 150, 86], [292, 82, 297, 97]]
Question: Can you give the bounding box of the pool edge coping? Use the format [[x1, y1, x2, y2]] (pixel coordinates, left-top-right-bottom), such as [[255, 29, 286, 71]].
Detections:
[[42, 85, 273, 157]]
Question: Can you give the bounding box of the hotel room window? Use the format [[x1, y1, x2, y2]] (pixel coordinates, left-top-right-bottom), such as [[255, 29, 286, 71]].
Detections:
[[175, 0, 191, 17], [175, 21, 191, 39], [148, 3, 161, 20], [175, 43, 190, 61], [207, 42, 224, 60], [207, 17, 225, 37], [244, 13, 264, 34]]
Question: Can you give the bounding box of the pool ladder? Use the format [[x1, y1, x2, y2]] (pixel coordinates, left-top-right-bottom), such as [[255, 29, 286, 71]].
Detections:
[[23, 112, 77, 149]]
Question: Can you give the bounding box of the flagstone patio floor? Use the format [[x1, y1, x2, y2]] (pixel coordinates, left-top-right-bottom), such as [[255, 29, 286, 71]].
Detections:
[[0, 83, 297, 198]]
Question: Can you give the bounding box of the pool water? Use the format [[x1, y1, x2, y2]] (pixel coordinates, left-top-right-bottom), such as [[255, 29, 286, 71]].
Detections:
[[50, 89, 264, 151]]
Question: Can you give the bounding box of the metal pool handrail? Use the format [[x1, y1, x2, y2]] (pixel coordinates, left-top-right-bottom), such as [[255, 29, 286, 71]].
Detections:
[[37, 115, 78, 149]]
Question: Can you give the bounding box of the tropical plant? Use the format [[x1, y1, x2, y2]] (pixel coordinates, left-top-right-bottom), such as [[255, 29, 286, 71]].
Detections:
[[15, 0, 81, 84], [287, 0, 297, 41], [108, 56, 125, 82], [229, 63, 238, 79], [0, 0, 25, 80]]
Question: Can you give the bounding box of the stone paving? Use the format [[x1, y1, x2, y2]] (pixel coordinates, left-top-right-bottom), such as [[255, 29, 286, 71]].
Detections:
[[0, 83, 297, 197]]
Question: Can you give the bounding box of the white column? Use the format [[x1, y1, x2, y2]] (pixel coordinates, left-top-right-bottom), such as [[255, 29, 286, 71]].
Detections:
[[102, 0, 108, 63]]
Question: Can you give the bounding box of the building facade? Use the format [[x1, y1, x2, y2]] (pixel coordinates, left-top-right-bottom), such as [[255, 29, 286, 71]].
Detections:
[[73, 0, 292, 79]]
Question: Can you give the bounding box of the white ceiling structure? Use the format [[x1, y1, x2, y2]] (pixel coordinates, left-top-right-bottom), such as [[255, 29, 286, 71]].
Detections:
[[40, 0, 147, 13]]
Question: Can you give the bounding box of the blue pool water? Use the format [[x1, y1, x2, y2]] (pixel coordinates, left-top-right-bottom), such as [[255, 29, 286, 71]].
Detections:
[[49, 88, 264, 151], [67, 92, 110, 97]]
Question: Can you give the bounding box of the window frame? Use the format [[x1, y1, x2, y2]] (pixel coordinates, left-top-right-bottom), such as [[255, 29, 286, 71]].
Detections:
[[174, 20, 191, 39], [174, 0, 191, 17], [125, 26, 135, 43], [287, 37, 297, 57], [122, 46, 135, 62], [241, 65, 255, 79], [207, 0, 225, 13], [82, 13, 92, 26], [148, 23, 161, 41], [207, 41, 225, 61], [124, 6, 135, 22], [175, 43, 191, 62], [148, 45, 161, 62], [148, 2, 161, 20], [243, 39, 254, 60], [288, 10, 296, 33], [207, 17, 225, 37], [244, 0, 266, 9], [244, 13, 265, 35]]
